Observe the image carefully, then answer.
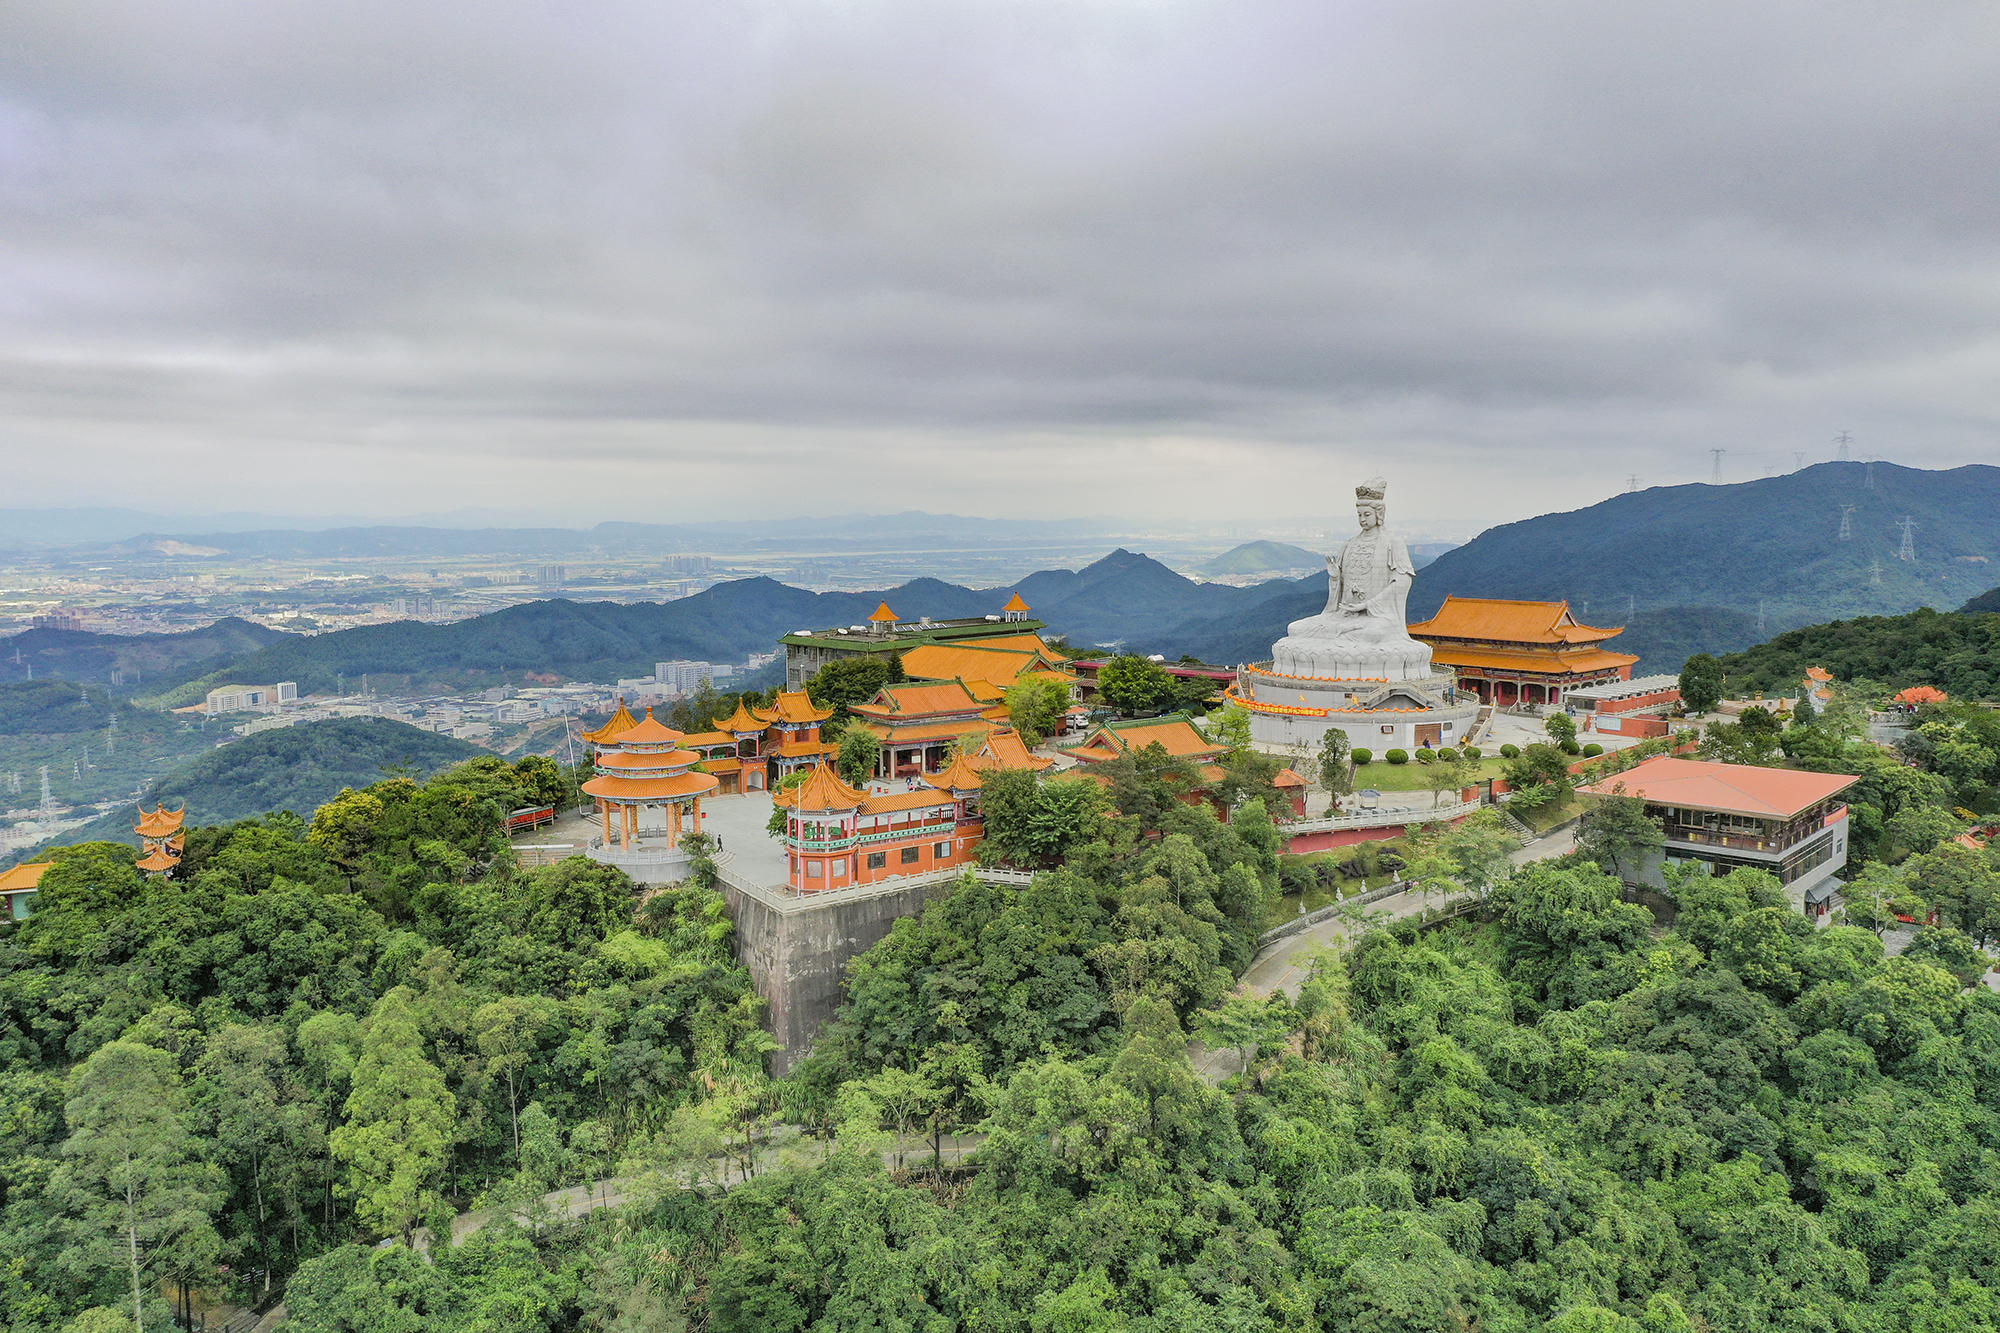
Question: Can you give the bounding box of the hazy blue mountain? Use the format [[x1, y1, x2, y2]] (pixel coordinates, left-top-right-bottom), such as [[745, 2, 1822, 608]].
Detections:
[[1407, 460, 2000, 624], [1202, 541, 1324, 577]]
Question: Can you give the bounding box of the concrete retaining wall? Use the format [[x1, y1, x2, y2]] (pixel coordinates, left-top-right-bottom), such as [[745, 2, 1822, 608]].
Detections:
[[716, 866, 1032, 1074]]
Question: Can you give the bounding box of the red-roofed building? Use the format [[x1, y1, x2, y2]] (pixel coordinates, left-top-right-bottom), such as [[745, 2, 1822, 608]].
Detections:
[[1578, 756, 1859, 908]]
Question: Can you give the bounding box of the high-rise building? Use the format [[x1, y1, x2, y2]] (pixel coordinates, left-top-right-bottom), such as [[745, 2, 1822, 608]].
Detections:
[[537, 565, 567, 589]]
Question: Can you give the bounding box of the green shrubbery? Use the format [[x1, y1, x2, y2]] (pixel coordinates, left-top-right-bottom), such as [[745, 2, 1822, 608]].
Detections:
[[1436, 746, 1459, 762], [1581, 742, 1604, 756], [1385, 748, 1409, 764], [1414, 747, 1437, 763], [1350, 747, 1372, 765], [1500, 743, 1520, 758]]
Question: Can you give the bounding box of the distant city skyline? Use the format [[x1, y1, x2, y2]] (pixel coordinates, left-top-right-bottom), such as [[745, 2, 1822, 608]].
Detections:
[[4, 2, 1997, 529]]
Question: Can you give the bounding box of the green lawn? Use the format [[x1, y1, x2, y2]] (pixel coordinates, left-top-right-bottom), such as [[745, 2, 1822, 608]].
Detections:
[[1349, 755, 1509, 793]]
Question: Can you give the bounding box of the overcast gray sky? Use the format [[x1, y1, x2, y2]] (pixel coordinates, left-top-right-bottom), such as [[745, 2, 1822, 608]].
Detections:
[[4, 0, 1997, 532]]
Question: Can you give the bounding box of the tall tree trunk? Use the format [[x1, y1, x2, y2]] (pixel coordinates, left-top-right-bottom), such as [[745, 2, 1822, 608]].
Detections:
[[128, 1177, 146, 1333]]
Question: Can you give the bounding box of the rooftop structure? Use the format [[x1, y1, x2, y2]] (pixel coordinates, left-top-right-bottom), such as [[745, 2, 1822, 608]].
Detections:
[[205, 681, 299, 715], [134, 803, 187, 875], [781, 599, 1050, 691], [1579, 756, 1859, 905], [581, 707, 719, 882], [0, 861, 51, 921], [1408, 596, 1637, 708], [850, 680, 1001, 779]]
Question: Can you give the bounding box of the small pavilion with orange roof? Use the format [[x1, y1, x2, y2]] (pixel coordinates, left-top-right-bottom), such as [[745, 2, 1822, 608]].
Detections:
[[581, 707, 719, 879], [134, 803, 187, 876]]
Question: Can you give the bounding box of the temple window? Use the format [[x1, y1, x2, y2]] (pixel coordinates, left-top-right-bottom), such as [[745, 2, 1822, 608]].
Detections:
[[900, 846, 921, 864]]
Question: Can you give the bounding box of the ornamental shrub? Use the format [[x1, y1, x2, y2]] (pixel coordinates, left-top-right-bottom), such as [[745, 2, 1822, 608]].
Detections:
[[1559, 739, 1582, 756], [1462, 746, 1482, 761], [1414, 748, 1437, 763], [1385, 749, 1409, 765], [1435, 747, 1459, 762], [1500, 744, 1520, 759], [1581, 742, 1604, 757], [1350, 748, 1372, 765]]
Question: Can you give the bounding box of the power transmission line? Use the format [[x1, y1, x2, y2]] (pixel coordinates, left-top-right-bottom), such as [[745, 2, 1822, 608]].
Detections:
[[1870, 560, 1883, 585], [1896, 516, 1916, 562], [1709, 448, 1726, 484], [1793, 451, 1807, 468], [1757, 599, 1767, 633], [1625, 474, 1641, 492], [1838, 505, 1855, 540]]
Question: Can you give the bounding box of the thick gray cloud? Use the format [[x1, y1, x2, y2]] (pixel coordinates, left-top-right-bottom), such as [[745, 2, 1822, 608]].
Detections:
[[3, 0, 1997, 530]]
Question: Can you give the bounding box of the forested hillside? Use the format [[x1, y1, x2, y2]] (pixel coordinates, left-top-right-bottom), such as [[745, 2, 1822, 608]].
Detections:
[[1409, 461, 2000, 624], [5, 714, 2000, 1331], [10, 718, 489, 864], [4, 617, 292, 693], [0, 679, 215, 814], [1713, 607, 2000, 698]]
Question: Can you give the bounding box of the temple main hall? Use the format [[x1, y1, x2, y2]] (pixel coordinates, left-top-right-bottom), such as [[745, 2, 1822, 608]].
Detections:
[[1407, 596, 1638, 708]]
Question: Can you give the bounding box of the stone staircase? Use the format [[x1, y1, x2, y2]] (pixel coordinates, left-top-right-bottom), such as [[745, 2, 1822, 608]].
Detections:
[[1497, 809, 1537, 846]]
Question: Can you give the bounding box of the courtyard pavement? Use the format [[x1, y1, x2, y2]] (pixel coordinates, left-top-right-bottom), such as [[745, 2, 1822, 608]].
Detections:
[[699, 792, 786, 886]]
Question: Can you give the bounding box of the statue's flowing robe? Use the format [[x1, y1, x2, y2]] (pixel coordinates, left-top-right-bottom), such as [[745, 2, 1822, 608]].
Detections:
[[1322, 529, 1415, 634]]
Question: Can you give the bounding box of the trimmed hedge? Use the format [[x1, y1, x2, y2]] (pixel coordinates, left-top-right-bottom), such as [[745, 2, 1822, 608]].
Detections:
[[1351, 748, 1373, 765], [1385, 749, 1410, 764], [1414, 747, 1437, 763], [1581, 742, 1605, 757], [1462, 745, 1482, 760], [1500, 744, 1521, 759], [1559, 739, 1582, 755], [1436, 746, 1459, 762]]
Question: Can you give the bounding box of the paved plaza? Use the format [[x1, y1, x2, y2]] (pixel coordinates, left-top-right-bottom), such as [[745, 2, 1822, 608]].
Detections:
[[700, 792, 787, 886]]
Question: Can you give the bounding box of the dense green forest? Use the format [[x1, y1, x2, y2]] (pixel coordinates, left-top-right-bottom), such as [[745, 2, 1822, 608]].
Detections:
[[1710, 607, 2000, 699], [6, 684, 2000, 1330], [4, 619, 292, 695], [0, 680, 216, 816]]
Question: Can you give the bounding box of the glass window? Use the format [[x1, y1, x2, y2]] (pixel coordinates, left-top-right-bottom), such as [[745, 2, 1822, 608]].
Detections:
[[833, 860, 847, 877], [935, 842, 952, 858], [806, 860, 823, 878], [867, 851, 886, 870], [900, 846, 921, 864]]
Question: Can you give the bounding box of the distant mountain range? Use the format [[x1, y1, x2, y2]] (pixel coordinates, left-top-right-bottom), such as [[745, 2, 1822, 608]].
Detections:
[[6, 510, 1124, 557]]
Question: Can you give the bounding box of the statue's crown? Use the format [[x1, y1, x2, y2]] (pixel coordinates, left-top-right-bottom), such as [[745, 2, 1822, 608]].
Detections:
[[1355, 477, 1387, 502]]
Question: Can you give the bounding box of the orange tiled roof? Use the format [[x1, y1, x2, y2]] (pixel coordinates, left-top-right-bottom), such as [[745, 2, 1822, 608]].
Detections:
[[1073, 718, 1223, 761], [1274, 768, 1306, 788], [869, 601, 899, 623], [767, 690, 834, 725], [583, 700, 638, 743], [1002, 592, 1031, 613], [924, 751, 987, 792], [0, 862, 51, 892], [851, 680, 987, 718], [772, 739, 839, 759], [972, 730, 1055, 772], [713, 701, 768, 733], [899, 643, 1044, 690], [582, 771, 719, 801], [976, 632, 1067, 657], [134, 804, 186, 838], [860, 789, 959, 816], [856, 718, 1000, 744], [135, 849, 180, 873], [681, 730, 737, 748], [595, 748, 702, 771], [1409, 596, 1623, 646], [1427, 644, 1639, 675], [1895, 686, 1947, 705], [1578, 756, 1859, 819], [699, 756, 744, 774], [777, 762, 869, 812], [608, 707, 687, 747], [1805, 666, 1834, 682]]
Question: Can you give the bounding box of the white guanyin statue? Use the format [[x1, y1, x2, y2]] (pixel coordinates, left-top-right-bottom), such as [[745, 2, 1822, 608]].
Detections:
[[1270, 477, 1434, 681]]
